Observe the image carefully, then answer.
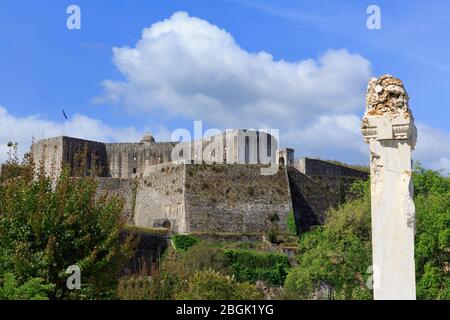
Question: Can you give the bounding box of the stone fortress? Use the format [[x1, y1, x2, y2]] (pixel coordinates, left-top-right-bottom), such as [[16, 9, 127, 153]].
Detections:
[[30, 129, 369, 237]]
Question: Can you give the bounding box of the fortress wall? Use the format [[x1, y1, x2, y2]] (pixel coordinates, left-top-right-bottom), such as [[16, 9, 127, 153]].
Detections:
[[294, 157, 369, 179], [133, 163, 186, 233], [287, 166, 364, 232], [105, 142, 176, 179], [31, 137, 64, 177], [96, 178, 136, 224], [184, 164, 292, 234], [61, 137, 109, 176]]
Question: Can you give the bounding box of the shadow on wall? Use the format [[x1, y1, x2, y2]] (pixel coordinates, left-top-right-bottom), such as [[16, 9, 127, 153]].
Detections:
[[287, 167, 366, 233], [120, 230, 169, 275], [287, 168, 319, 233]]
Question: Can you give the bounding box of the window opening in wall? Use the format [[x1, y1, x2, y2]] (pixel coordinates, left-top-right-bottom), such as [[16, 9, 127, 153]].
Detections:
[[162, 220, 171, 229]]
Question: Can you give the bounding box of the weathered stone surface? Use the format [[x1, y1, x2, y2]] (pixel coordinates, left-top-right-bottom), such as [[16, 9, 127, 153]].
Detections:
[[293, 157, 369, 179], [287, 166, 365, 232], [361, 74, 417, 300], [184, 164, 292, 233], [28, 129, 369, 237]]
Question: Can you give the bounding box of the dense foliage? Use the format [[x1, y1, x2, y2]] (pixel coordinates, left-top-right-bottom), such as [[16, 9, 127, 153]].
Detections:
[[413, 165, 450, 299], [284, 195, 372, 299], [172, 234, 199, 251], [0, 153, 135, 299], [284, 164, 449, 300], [118, 244, 266, 300], [0, 273, 54, 300], [1, 141, 447, 300], [225, 249, 290, 286]]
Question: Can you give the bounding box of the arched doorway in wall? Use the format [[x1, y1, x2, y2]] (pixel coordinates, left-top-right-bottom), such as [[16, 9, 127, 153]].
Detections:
[[279, 157, 285, 165], [162, 220, 171, 230]]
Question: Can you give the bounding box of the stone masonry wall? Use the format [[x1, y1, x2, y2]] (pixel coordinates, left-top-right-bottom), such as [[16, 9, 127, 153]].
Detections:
[[105, 142, 176, 179], [62, 137, 109, 177], [294, 157, 369, 179], [96, 178, 136, 223], [184, 164, 292, 234], [287, 166, 365, 232], [31, 137, 64, 177], [133, 163, 186, 233]]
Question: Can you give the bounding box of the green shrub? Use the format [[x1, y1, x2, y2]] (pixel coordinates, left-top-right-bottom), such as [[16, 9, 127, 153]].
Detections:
[[183, 244, 230, 275], [224, 250, 290, 286], [172, 235, 199, 251], [413, 165, 450, 299], [0, 273, 54, 300], [283, 194, 372, 300], [177, 270, 262, 300], [284, 165, 450, 300], [0, 161, 135, 299]]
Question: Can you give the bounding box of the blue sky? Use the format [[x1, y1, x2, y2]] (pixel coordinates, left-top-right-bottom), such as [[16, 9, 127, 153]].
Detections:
[[0, 0, 449, 172]]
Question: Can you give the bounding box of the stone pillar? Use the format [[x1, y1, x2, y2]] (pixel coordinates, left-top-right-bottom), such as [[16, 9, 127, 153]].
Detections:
[[361, 75, 417, 300]]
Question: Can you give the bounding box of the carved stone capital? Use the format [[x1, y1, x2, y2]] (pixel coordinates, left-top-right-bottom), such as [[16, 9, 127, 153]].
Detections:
[[361, 116, 417, 148], [361, 74, 417, 148]]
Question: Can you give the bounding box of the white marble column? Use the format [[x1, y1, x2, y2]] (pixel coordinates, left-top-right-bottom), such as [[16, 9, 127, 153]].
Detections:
[[361, 75, 417, 300]]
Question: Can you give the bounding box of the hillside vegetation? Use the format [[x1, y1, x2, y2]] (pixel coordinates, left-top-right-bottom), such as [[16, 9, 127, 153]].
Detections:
[[0, 143, 448, 299]]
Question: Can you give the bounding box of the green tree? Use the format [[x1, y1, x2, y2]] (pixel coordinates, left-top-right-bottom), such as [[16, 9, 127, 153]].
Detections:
[[284, 194, 372, 300], [0, 273, 54, 300], [284, 165, 449, 300], [413, 164, 450, 299], [0, 161, 135, 299]]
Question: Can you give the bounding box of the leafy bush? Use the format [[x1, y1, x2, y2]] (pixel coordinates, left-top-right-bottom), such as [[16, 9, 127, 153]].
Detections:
[[177, 270, 262, 300], [0, 273, 54, 300], [0, 160, 135, 299], [172, 235, 199, 251], [413, 165, 450, 299], [284, 177, 373, 299], [224, 250, 290, 286], [284, 165, 450, 300], [183, 244, 230, 275]]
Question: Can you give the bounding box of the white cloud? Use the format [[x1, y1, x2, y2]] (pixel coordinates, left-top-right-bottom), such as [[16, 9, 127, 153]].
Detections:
[[0, 106, 145, 163], [93, 11, 450, 173], [414, 123, 450, 175], [3, 12, 448, 174], [284, 114, 368, 164], [96, 11, 371, 130]]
